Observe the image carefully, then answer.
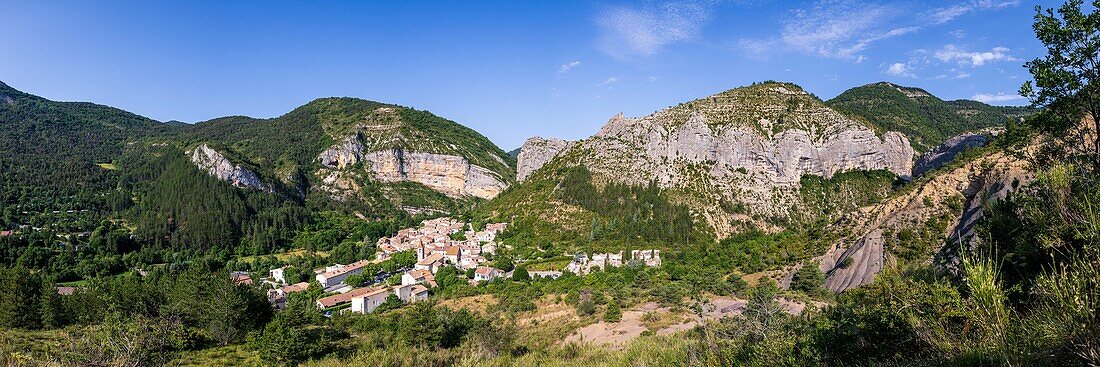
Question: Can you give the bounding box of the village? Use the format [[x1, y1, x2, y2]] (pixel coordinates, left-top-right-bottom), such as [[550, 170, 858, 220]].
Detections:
[[256, 217, 662, 315]]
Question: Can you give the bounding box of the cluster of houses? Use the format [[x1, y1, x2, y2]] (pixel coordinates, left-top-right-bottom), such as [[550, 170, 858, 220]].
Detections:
[[260, 218, 664, 314], [266, 217, 508, 314], [565, 249, 662, 275], [377, 217, 508, 273]]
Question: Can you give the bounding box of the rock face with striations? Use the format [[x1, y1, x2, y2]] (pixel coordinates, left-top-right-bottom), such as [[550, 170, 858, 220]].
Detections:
[[316, 134, 508, 200], [516, 137, 571, 181], [189, 143, 269, 191], [522, 82, 915, 235], [913, 132, 992, 177]]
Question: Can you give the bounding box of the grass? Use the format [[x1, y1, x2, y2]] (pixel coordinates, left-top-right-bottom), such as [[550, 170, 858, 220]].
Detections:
[[236, 248, 330, 263], [56, 279, 89, 287], [96, 162, 118, 170], [0, 328, 67, 360], [172, 344, 261, 367]]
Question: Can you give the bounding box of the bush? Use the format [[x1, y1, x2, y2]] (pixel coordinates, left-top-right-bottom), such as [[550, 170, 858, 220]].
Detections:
[[512, 267, 530, 282], [604, 301, 622, 322], [789, 262, 825, 294]]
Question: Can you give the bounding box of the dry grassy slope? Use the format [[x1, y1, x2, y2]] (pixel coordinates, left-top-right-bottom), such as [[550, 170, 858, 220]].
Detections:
[[811, 144, 1034, 292]]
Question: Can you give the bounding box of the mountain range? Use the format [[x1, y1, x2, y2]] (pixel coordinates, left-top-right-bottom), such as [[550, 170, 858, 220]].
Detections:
[[0, 79, 1028, 286]]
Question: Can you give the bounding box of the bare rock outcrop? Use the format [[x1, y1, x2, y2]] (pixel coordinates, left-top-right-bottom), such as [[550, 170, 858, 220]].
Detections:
[[316, 135, 508, 200], [913, 133, 991, 177], [189, 143, 269, 191], [362, 149, 508, 199], [516, 137, 571, 181], [822, 230, 888, 292]]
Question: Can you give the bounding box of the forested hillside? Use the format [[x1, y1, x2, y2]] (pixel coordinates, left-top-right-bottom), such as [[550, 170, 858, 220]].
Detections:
[[827, 82, 1031, 151], [0, 82, 513, 282]]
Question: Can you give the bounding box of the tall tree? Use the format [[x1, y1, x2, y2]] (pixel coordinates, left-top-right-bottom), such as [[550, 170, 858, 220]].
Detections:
[[1021, 0, 1100, 168]]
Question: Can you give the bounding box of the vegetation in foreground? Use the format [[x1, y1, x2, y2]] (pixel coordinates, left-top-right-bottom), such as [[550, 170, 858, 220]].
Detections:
[[1, 1, 1099, 366]]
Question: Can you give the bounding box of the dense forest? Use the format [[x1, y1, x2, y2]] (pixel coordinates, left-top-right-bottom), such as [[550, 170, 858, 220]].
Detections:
[[827, 82, 1033, 151]]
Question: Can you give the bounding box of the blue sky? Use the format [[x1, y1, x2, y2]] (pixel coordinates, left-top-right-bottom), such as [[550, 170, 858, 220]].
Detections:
[[0, 1, 1056, 149]]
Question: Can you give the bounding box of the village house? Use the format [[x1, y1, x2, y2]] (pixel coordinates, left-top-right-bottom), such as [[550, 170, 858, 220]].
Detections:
[[566, 250, 662, 275], [270, 267, 287, 285], [473, 266, 503, 282], [631, 249, 662, 267], [392, 283, 429, 303], [402, 269, 437, 287], [316, 286, 382, 309], [315, 259, 372, 288], [267, 281, 309, 309], [608, 252, 624, 267], [348, 286, 391, 314], [230, 271, 253, 285], [414, 253, 445, 274]]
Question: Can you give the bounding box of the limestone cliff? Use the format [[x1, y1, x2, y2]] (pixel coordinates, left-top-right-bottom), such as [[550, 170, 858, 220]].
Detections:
[[316, 133, 508, 200], [189, 143, 269, 191], [516, 137, 571, 182]]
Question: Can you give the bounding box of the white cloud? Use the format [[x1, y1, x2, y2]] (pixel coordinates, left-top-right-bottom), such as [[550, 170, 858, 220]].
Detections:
[[935, 44, 1017, 66], [648, 76, 659, 82], [972, 92, 1025, 104], [885, 62, 915, 77], [595, 1, 713, 60], [738, 0, 1020, 62], [931, 5, 971, 24], [778, 1, 912, 60], [598, 77, 619, 87], [557, 61, 581, 75], [929, 1, 1020, 24]]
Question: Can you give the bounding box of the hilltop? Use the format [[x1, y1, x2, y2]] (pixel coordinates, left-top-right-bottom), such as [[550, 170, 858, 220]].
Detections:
[[827, 82, 1031, 151]]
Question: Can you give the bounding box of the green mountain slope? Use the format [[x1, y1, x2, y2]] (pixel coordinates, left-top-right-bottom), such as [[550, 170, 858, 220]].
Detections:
[[0, 81, 514, 268], [827, 82, 1031, 151], [0, 81, 174, 226]]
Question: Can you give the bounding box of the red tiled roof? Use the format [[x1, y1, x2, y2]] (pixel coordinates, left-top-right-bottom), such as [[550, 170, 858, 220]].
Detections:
[[416, 253, 444, 266], [281, 282, 309, 293], [475, 266, 499, 276], [319, 260, 372, 279], [316, 286, 387, 308]]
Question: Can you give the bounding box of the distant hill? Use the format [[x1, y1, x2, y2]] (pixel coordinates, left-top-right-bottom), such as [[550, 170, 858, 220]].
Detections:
[[0, 81, 171, 219], [826, 82, 1032, 151]]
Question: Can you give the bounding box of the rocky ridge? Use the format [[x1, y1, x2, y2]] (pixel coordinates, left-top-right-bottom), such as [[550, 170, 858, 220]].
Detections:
[[516, 137, 572, 182], [516, 82, 915, 235], [913, 132, 994, 177]]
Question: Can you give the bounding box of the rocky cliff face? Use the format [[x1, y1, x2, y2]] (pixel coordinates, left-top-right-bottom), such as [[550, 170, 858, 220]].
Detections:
[[527, 82, 915, 235], [516, 137, 571, 181], [189, 143, 269, 191], [913, 132, 992, 177], [316, 134, 508, 200]]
